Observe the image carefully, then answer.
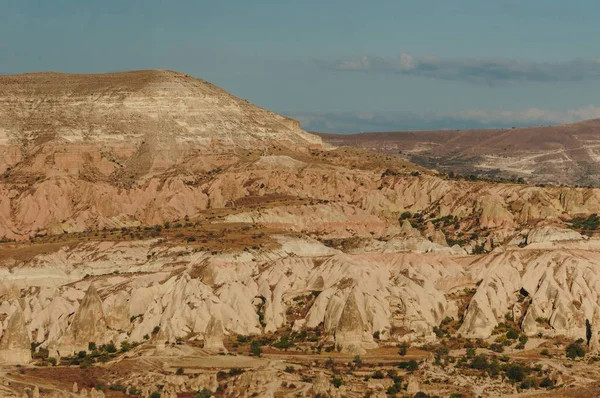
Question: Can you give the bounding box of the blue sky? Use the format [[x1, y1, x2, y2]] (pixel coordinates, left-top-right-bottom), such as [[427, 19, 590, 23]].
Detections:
[[2, 0, 600, 132]]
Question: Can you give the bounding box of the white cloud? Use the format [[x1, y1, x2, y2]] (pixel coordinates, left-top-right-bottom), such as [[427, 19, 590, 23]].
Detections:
[[320, 54, 600, 84]]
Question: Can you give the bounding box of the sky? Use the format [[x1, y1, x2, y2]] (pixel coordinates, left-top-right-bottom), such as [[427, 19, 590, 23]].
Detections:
[[2, 0, 600, 133]]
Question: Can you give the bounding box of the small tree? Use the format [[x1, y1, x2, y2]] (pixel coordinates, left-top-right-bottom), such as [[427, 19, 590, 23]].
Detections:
[[176, 367, 184, 375], [398, 342, 409, 356], [249, 341, 262, 357]]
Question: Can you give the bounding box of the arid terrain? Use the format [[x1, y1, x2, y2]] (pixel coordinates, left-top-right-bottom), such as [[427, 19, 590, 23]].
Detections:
[[318, 120, 600, 187], [4, 71, 600, 398]]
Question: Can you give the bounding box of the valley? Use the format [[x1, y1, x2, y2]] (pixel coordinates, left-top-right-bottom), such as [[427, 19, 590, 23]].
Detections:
[[2, 71, 600, 397]]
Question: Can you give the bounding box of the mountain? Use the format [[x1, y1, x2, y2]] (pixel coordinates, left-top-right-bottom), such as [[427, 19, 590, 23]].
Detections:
[[3, 71, 600, 397], [0, 69, 321, 180], [318, 119, 600, 186]]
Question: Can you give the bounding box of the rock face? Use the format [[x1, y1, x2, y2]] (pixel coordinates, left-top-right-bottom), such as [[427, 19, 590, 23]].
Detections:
[[0, 304, 32, 364], [58, 283, 108, 355]]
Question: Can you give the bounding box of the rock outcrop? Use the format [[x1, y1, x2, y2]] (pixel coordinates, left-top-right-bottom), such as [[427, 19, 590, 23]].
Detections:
[[203, 316, 227, 353], [0, 304, 32, 364], [57, 283, 108, 355], [335, 288, 376, 354]]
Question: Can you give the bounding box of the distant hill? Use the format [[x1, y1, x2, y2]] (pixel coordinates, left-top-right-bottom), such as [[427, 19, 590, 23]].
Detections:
[[317, 119, 600, 186]]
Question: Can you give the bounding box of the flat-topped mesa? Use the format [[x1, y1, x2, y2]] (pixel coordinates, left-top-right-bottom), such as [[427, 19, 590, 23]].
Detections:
[[57, 283, 108, 355], [0, 304, 32, 364], [0, 69, 322, 177]]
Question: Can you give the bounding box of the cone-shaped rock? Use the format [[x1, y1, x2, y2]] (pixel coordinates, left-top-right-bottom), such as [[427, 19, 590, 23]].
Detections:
[[59, 283, 107, 355], [335, 289, 372, 354], [203, 316, 227, 353], [0, 305, 32, 364]]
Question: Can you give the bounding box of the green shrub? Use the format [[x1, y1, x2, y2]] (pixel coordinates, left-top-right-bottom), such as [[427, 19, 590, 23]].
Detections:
[[229, 368, 244, 376], [331, 376, 343, 388], [109, 384, 127, 392], [398, 360, 419, 372], [249, 341, 262, 357], [505, 363, 528, 383], [540, 348, 551, 356], [539, 377, 554, 388], [196, 388, 213, 398], [399, 342, 409, 356], [566, 342, 585, 359], [469, 354, 489, 370], [371, 370, 385, 379]]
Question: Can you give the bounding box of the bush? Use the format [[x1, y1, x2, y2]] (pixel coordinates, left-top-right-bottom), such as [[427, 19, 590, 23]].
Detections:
[[539, 377, 554, 388], [273, 335, 294, 350], [518, 335, 528, 344], [399, 342, 409, 356], [540, 348, 551, 356], [196, 388, 213, 398], [152, 326, 160, 335], [469, 354, 489, 371], [109, 384, 127, 392], [249, 341, 262, 357], [506, 329, 520, 340], [566, 342, 586, 359], [371, 370, 385, 379], [505, 363, 528, 383], [490, 343, 504, 353], [229, 368, 244, 376], [120, 341, 133, 352], [150, 392, 161, 398], [176, 367, 184, 375], [88, 342, 96, 351], [331, 376, 343, 388], [398, 360, 419, 372]]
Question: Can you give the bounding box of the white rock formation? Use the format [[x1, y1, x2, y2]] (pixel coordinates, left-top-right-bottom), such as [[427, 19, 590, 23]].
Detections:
[[203, 316, 227, 353], [0, 304, 32, 364], [57, 283, 108, 355]]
